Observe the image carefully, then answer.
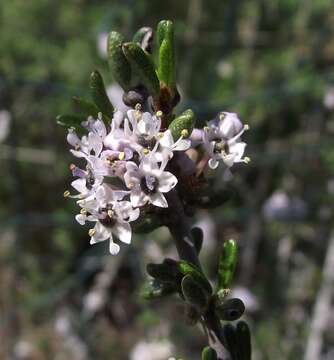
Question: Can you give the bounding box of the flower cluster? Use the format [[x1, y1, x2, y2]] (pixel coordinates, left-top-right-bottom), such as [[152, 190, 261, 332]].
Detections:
[[66, 108, 249, 254]]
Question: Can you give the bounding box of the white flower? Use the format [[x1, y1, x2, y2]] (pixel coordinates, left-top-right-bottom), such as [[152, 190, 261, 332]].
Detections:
[[77, 184, 139, 254], [154, 129, 191, 162], [203, 111, 249, 171], [67, 129, 103, 158], [124, 156, 177, 208], [207, 112, 244, 140]]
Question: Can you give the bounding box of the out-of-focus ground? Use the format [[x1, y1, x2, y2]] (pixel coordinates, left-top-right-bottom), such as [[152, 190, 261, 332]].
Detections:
[[1, 1, 334, 359]]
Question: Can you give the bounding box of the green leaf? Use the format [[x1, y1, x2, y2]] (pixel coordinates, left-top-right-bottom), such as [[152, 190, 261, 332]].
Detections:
[[71, 97, 99, 117], [215, 297, 245, 321], [122, 42, 160, 98], [222, 324, 239, 360], [217, 239, 238, 290], [181, 275, 209, 312], [157, 20, 174, 46], [236, 321, 252, 360], [146, 259, 179, 284], [89, 70, 114, 116], [158, 39, 175, 88], [168, 109, 195, 140], [133, 27, 153, 52], [56, 114, 85, 130], [178, 260, 212, 294], [140, 279, 175, 300], [201, 346, 218, 360], [107, 31, 132, 90], [191, 227, 203, 254]]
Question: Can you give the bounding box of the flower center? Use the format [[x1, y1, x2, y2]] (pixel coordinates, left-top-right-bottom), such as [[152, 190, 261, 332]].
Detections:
[[137, 135, 157, 150], [141, 175, 158, 194], [98, 205, 116, 227], [214, 141, 229, 154]]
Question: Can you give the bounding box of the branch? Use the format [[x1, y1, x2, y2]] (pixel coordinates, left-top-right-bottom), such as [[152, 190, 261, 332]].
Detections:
[[165, 190, 231, 360]]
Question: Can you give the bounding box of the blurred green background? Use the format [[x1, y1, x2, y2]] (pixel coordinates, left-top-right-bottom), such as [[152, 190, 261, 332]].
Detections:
[[1, 0, 334, 359]]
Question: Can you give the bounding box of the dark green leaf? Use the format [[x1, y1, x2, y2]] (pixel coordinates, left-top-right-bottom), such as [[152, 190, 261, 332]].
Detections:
[[146, 258, 179, 284], [133, 27, 153, 52], [181, 274, 209, 312], [140, 279, 175, 300], [56, 114, 86, 130], [215, 298, 245, 321], [89, 70, 114, 116], [236, 321, 252, 360], [71, 97, 99, 117], [178, 260, 212, 294], [122, 42, 160, 98], [201, 346, 218, 360], [107, 31, 132, 90], [191, 227, 203, 254]]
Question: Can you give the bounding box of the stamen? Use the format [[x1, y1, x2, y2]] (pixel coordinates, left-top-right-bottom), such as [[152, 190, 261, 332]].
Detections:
[[135, 103, 142, 111], [244, 156, 251, 164], [219, 112, 225, 121], [157, 132, 164, 138], [244, 124, 250, 130], [88, 228, 96, 237], [181, 129, 189, 138], [118, 152, 125, 160], [107, 210, 113, 218], [203, 126, 209, 132], [80, 208, 87, 215], [63, 190, 71, 198], [156, 110, 163, 118], [143, 148, 150, 155], [75, 144, 81, 150]]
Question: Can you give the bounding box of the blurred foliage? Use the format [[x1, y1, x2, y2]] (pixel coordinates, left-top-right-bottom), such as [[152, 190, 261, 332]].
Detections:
[[1, 0, 334, 359]]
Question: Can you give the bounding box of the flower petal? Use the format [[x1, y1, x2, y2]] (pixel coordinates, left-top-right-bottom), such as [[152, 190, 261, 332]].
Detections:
[[113, 222, 132, 244], [157, 171, 178, 193], [150, 192, 168, 208]]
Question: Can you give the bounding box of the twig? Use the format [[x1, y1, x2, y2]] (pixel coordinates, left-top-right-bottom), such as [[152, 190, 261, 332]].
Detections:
[[165, 190, 231, 360]]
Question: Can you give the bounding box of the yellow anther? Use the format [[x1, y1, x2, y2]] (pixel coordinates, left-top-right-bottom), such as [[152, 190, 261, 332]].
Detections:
[[244, 156, 251, 164], [203, 126, 209, 132], [135, 103, 142, 111], [88, 228, 96, 237], [181, 129, 189, 138], [107, 210, 113, 218], [156, 110, 163, 118], [63, 190, 71, 198], [244, 124, 250, 130], [80, 208, 87, 215], [128, 182, 134, 189], [118, 152, 125, 160], [143, 148, 150, 155], [219, 113, 226, 121], [157, 132, 164, 138], [75, 144, 81, 150]]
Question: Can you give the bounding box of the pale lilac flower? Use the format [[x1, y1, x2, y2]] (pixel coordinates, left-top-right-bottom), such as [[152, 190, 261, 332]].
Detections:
[[154, 129, 190, 162], [203, 112, 249, 171], [124, 156, 177, 208], [77, 184, 139, 254]]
